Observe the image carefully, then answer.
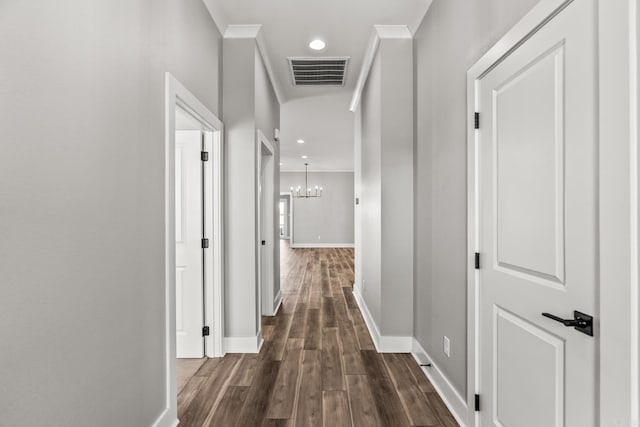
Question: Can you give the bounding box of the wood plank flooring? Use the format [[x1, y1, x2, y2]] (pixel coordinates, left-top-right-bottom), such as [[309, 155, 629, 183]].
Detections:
[[177, 241, 458, 426]]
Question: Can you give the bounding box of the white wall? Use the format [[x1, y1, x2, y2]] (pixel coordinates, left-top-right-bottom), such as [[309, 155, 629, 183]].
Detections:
[[413, 0, 540, 398], [223, 38, 280, 338], [356, 34, 414, 338], [0, 0, 222, 425], [280, 172, 354, 246]]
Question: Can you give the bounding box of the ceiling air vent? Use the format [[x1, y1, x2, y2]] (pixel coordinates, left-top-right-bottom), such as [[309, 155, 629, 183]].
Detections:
[[288, 57, 350, 86]]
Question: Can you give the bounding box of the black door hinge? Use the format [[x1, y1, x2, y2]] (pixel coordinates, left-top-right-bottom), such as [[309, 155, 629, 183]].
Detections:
[[475, 394, 480, 411], [201, 151, 209, 162], [474, 252, 480, 269], [474, 112, 480, 129], [201, 238, 209, 249], [202, 326, 210, 336]]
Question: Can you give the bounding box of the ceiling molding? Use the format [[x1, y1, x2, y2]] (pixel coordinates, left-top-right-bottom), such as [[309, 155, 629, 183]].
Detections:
[[224, 24, 262, 39], [223, 25, 286, 105], [255, 30, 286, 104], [348, 25, 412, 112]]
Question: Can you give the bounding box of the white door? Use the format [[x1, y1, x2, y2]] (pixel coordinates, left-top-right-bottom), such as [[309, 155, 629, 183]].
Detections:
[[175, 130, 204, 358], [477, 1, 597, 426]]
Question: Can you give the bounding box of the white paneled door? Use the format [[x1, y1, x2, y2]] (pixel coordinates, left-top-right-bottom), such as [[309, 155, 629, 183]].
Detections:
[[175, 130, 204, 358], [477, 1, 596, 426]]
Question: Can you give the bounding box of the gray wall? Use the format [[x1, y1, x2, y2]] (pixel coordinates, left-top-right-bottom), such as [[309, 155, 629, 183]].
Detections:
[[223, 40, 280, 336], [357, 35, 414, 336], [413, 0, 539, 397], [0, 0, 221, 425], [280, 172, 354, 245], [223, 38, 258, 338]]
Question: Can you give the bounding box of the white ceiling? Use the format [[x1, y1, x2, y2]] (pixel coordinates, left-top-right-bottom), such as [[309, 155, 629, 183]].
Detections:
[[279, 92, 354, 172], [204, 0, 431, 102]]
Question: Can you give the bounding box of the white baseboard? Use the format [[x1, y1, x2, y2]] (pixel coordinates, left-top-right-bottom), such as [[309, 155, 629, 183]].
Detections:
[[411, 338, 469, 427], [224, 331, 263, 353], [290, 243, 355, 248], [151, 408, 178, 427], [352, 287, 413, 352], [273, 290, 283, 314]]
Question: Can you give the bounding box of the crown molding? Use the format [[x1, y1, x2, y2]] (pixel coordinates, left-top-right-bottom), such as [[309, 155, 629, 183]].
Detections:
[[349, 25, 412, 112], [223, 25, 286, 105], [223, 24, 261, 39]]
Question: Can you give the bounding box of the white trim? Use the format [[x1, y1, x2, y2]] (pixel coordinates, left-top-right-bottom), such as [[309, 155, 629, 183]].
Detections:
[[223, 25, 285, 105], [257, 130, 277, 317], [349, 25, 411, 112], [598, 0, 640, 424], [290, 243, 355, 249], [411, 338, 468, 427], [163, 73, 225, 426], [151, 408, 179, 427], [224, 332, 264, 353], [273, 289, 283, 314], [223, 24, 261, 39], [352, 287, 412, 352]]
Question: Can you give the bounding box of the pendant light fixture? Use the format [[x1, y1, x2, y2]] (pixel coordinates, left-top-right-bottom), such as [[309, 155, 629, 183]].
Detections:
[[290, 163, 323, 198]]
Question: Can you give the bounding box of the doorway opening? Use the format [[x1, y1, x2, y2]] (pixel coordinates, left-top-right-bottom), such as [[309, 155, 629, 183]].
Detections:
[[162, 73, 224, 424], [279, 193, 292, 240], [258, 130, 280, 317]]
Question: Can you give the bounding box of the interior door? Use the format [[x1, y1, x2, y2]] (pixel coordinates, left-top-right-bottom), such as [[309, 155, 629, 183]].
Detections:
[[477, 1, 597, 426], [175, 130, 204, 358]]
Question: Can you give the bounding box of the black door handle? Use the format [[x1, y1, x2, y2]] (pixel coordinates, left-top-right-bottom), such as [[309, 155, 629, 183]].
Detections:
[[541, 311, 593, 336], [261, 240, 266, 246]]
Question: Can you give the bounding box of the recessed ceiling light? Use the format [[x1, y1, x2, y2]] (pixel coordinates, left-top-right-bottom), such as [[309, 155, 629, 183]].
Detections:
[[297, 139, 305, 144], [301, 155, 308, 159], [309, 39, 326, 51], [280, 162, 284, 166]]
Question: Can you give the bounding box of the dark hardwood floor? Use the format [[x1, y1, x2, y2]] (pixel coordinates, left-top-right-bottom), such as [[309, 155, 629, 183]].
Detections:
[[177, 241, 458, 426]]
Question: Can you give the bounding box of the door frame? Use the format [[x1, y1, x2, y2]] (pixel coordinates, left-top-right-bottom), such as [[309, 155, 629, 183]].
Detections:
[[257, 130, 278, 317], [279, 192, 293, 241], [466, 1, 639, 426], [161, 73, 225, 425]]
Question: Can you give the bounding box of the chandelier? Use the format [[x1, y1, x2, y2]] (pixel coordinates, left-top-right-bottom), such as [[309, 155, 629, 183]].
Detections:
[[290, 163, 323, 198]]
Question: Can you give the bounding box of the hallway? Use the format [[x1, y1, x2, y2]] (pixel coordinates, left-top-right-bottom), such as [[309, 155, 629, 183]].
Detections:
[[177, 242, 457, 426]]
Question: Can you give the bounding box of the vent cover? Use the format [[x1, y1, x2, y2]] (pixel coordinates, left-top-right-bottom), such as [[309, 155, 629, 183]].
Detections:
[[288, 57, 350, 86]]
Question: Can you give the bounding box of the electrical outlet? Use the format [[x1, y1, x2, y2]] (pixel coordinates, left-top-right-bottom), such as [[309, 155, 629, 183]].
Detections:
[[318, 235, 321, 240], [443, 336, 451, 357]]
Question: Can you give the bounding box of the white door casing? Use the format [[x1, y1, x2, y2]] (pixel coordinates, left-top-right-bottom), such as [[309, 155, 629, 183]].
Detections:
[[472, 1, 597, 426], [257, 130, 276, 317], [160, 73, 225, 427], [175, 130, 204, 358]]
